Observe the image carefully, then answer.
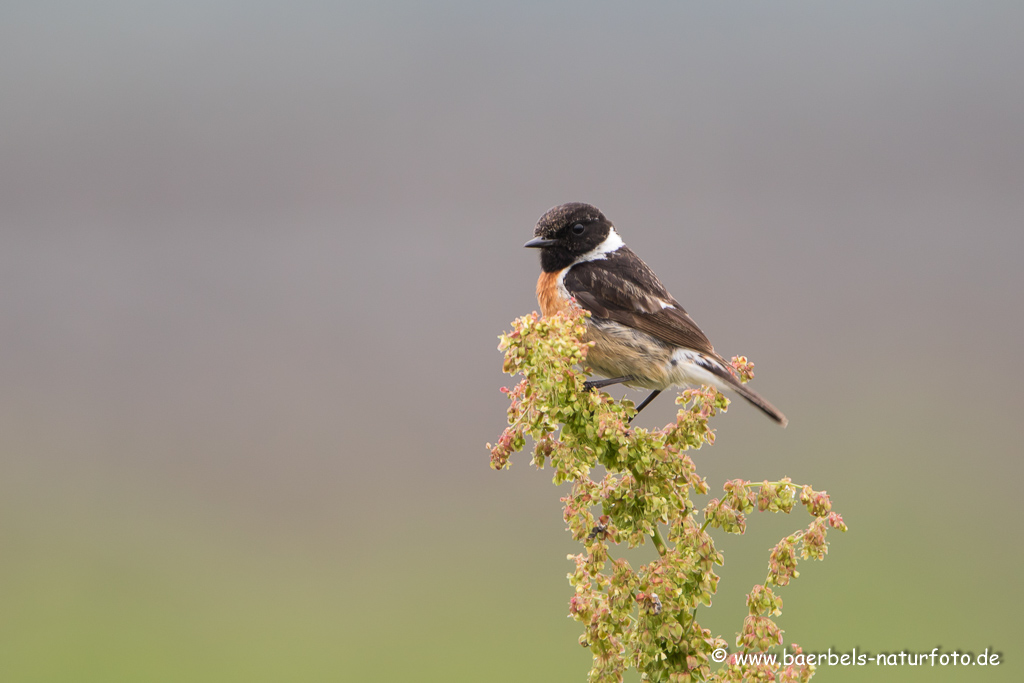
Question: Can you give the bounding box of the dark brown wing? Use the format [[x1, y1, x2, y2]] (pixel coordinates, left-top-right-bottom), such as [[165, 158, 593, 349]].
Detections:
[[564, 248, 718, 357]]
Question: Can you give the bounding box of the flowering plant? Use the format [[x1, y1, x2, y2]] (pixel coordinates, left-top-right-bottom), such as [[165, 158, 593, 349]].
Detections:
[[489, 307, 847, 683]]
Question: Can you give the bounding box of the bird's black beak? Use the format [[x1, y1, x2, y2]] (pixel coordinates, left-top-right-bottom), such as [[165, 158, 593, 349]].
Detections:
[[524, 237, 557, 248]]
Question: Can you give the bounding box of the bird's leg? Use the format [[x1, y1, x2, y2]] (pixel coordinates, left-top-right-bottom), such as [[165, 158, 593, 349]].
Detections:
[[629, 390, 662, 423], [582, 376, 633, 392]]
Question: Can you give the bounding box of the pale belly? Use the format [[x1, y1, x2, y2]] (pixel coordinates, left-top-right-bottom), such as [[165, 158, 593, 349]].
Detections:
[[584, 318, 731, 393]]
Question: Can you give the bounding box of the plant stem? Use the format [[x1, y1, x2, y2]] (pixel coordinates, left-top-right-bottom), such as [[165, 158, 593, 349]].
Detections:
[[684, 608, 697, 635], [651, 526, 668, 556]]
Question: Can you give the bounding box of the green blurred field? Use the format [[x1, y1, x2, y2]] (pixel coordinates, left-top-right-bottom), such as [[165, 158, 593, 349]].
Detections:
[[3, 398, 1019, 682]]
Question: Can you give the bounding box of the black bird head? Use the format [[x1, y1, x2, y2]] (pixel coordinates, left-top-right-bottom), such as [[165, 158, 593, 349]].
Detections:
[[524, 202, 616, 272]]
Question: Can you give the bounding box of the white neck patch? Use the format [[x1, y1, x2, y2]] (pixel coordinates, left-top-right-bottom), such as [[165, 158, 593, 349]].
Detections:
[[574, 228, 625, 264]]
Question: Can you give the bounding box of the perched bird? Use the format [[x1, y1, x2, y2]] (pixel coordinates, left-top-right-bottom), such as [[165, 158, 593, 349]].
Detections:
[[525, 202, 787, 426]]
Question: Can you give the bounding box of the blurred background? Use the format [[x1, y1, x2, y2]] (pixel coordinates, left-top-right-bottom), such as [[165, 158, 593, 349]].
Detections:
[[2, 2, 1022, 681]]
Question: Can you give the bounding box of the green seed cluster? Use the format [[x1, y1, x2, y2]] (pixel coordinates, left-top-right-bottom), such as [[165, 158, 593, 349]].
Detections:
[[489, 307, 847, 683]]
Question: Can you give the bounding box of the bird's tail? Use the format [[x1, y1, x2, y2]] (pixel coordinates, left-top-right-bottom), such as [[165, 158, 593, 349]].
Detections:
[[701, 359, 788, 427], [727, 378, 788, 427]]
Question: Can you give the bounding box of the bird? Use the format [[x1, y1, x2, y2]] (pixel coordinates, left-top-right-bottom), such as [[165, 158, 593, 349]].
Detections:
[[524, 202, 787, 427]]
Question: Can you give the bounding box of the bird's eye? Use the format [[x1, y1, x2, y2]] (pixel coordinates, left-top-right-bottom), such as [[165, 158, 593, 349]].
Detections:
[[572, 223, 586, 235]]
